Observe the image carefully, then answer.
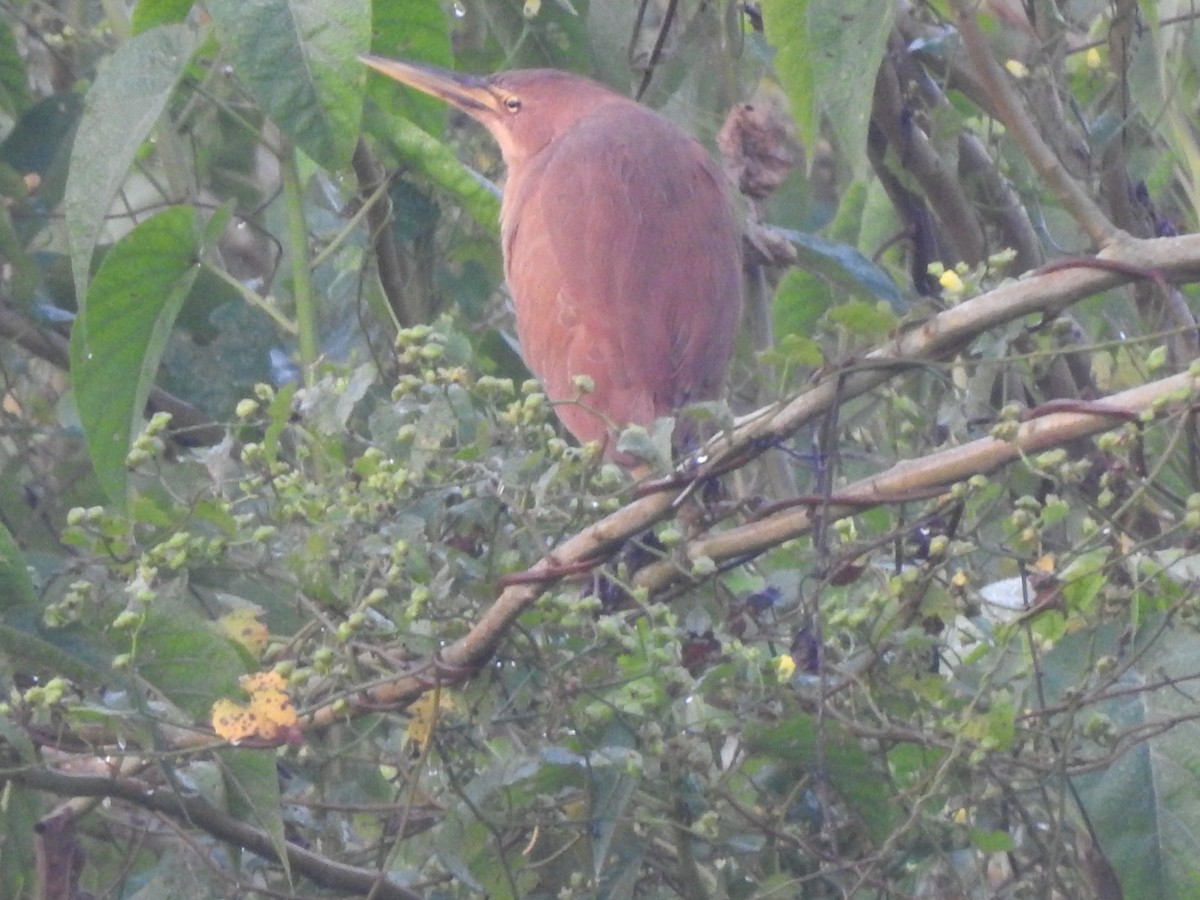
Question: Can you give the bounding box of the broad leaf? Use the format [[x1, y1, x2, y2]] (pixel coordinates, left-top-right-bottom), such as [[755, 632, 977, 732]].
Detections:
[[0, 93, 84, 221], [0, 779, 37, 899], [131, 0, 197, 35], [1042, 620, 1200, 899], [0, 523, 112, 683], [69, 206, 202, 505], [217, 748, 290, 881], [369, 0, 452, 136], [747, 714, 897, 846], [205, 0, 370, 170], [134, 600, 247, 720], [64, 24, 196, 305], [0, 520, 35, 611], [763, 0, 892, 179], [761, 0, 815, 152], [806, 0, 892, 179]]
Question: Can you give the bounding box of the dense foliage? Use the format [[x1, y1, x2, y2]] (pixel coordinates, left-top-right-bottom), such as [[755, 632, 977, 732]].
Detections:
[[2, 0, 1200, 897]]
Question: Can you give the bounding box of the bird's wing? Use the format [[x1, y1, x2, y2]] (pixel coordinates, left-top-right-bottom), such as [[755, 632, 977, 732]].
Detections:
[[502, 104, 742, 450]]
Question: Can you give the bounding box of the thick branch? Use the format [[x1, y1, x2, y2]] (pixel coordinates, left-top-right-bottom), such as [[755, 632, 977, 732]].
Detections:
[[633, 376, 1193, 590], [309, 230, 1200, 722], [2, 764, 423, 900]]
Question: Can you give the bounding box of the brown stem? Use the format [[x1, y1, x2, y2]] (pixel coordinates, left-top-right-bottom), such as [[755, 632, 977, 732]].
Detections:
[[4, 765, 424, 900], [352, 138, 420, 328]]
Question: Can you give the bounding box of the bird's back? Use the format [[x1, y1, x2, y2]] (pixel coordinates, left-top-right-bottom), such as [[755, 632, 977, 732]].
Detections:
[[500, 95, 742, 460]]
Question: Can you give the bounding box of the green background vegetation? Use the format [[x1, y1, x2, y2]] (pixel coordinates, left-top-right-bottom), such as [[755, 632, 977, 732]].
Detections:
[[0, 0, 1198, 897]]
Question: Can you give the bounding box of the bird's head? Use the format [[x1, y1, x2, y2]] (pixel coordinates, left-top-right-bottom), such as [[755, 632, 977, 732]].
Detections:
[[361, 55, 623, 165]]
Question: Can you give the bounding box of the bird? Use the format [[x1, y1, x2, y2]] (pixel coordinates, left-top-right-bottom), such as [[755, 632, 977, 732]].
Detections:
[[361, 55, 743, 467]]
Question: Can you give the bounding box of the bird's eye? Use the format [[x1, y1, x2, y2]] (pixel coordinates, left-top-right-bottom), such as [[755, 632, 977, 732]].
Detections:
[[504, 97, 522, 113]]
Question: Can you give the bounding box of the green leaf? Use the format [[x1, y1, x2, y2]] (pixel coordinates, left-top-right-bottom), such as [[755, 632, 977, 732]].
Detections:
[[747, 715, 896, 846], [69, 206, 202, 505], [807, 0, 892, 179], [205, 0, 370, 170], [131, 0, 197, 35], [0, 19, 30, 115], [0, 520, 35, 611], [971, 828, 1015, 853], [0, 780, 37, 899], [0, 622, 104, 685], [763, 0, 893, 179], [778, 228, 905, 310], [362, 104, 502, 234], [772, 268, 828, 340], [0, 526, 114, 683], [368, 0, 452, 135], [0, 93, 84, 222], [134, 601, 246, 719], [762, 0, 815, 152], [216, 748, 290, 881], [1042, 619, 1200, 899], [64, 24, 197, 304], [827, 300, 898, 338]]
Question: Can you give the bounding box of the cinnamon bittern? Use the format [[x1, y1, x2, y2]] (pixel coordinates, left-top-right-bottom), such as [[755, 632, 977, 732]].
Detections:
[[362, 55, 743, 465]]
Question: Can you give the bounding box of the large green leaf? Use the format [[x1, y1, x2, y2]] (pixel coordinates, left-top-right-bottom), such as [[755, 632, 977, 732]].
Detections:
[[134, 600, 247, 720], [763, 0, 892, 179], [205, 0, 370, 170], [69, 206, 202, 505], [131, 0, 197, 35], [806, 0, 892, 179], [762, 0, 815, 152], [777, 227, 904, 308], [217, 748, 290, 881], [1042, 620, 1200, 900], [368, 0, 452, 136], [63, 24, 197, 306], [0, 779, 37, 899], [0, 522, 113, 684]]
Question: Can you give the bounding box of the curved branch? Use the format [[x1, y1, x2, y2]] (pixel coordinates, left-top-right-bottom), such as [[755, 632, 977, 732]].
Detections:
[[632, 377, 1192, 590], [308, 230, 1200, 723], [3, 764, 424, 900]]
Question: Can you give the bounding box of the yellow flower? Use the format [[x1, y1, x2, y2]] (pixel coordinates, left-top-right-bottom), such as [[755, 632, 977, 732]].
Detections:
[[211, 670, 300, 744], [939, 270, 965, 293], [1004, 59, 1029, 79], [775, 654, 797, 682]]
